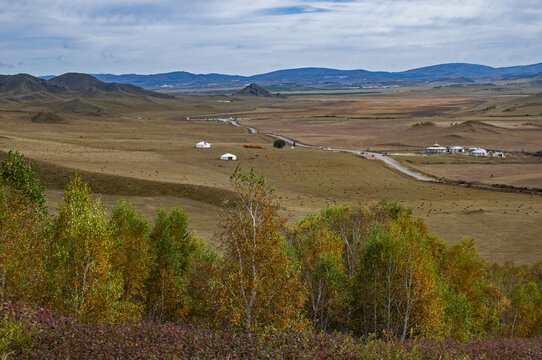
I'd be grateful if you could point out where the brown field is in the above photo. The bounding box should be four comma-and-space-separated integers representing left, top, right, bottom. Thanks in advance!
1, 86, 542, 263
392, 154, 542, 189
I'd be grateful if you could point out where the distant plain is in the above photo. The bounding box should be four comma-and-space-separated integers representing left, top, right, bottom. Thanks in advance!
1, 80, 541, 263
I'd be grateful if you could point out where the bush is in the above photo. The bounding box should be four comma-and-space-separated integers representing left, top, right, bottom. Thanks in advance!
273, 139, 286, 149
0, 150, 46, 211
243, 144, 264, 149
2, 295, 542, 360
0, 315, 34, 358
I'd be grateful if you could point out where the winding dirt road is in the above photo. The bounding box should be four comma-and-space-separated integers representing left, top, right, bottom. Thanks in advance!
230, 120, 435, 182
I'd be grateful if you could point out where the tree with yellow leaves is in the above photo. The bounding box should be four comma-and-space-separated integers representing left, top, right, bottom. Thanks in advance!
110, 200, 152, 312
45, 174, 134, 322
289, 213, 347, 332
0, 151, 47, 300
216, 166, 306, 332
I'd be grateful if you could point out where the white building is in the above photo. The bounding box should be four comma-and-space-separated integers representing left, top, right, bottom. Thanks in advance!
470, 148, 488, 157
220, 153, 237, 161
449, 146, 465, 153
426, 143, 447, 154
196, 141, 211, 149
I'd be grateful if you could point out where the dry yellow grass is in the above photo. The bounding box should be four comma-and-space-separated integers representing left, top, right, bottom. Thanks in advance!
1, 89, 541, 263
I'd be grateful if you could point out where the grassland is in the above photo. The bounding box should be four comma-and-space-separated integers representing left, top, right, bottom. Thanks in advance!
1, 84, 541, 263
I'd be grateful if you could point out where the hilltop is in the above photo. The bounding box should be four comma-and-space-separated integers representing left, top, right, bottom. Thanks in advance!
0, 74, 65, 95
234, 83, 285, 97
0, 73, 174, 102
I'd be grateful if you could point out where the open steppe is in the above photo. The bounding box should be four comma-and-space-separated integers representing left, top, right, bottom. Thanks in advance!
1, 83, 541, 263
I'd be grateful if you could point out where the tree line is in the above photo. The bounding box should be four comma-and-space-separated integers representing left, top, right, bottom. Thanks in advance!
1, 151, 541, 340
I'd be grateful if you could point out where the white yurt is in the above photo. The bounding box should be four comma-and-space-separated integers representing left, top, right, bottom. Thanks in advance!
470, 148, 487, 157
220, 153, 237, 161
426, 143, 447, 154
449, 146, 465, 153
196, 141, 211, 149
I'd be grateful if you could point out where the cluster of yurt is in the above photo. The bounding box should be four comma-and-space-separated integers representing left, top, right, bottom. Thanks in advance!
425, 142, 505, 158
195, 141, 237, 160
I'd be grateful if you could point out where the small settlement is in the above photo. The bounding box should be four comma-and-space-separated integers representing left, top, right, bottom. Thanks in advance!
425, 143, 505, 157
195, 141, 238, 160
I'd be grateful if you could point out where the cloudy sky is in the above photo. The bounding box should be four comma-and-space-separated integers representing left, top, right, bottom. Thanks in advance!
1, 0, 541, 76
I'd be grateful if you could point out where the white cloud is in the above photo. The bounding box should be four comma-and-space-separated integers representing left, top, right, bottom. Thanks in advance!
0, 0, 541, 75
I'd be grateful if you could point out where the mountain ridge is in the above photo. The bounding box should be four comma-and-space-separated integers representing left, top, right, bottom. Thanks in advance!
74, 62, 542, 91
0, 72, 174, 101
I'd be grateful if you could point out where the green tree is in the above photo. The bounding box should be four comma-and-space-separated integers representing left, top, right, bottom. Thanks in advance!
290, 214, 347, 331
489, 261, 542, 337
146, 207, 198, 321
354, 215, 444, 340
442, 238, 502, 338
273, 139, 286, 149
0, 152, 48, 300
45, 174, 132, 322
0, 150, 46, 213
110, 200, 152, 311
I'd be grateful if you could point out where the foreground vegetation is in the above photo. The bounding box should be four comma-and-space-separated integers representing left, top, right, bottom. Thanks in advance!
1, 151, 542, 358
2, 296, 541, 359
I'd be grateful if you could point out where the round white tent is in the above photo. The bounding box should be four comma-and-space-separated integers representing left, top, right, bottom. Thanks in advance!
196, 141, 211, 149
449, 146, 465, 153
470, 148, 487, 157
426, 143, 447, 154
220, 153, 237, 161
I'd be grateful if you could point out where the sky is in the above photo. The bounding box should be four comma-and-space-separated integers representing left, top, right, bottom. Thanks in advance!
1, 0, 541, 76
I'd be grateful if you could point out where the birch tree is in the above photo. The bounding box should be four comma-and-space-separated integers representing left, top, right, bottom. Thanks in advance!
217, 166, 305, 331
46, 174, 130, 322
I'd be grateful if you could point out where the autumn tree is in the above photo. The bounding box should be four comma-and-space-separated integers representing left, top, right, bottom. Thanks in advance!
0, 150, 46, 213
289, 214, 347, 332
442, 238, 503, 339
45, 174, 133, 322
109, 200, 153, 312
489, 261, 542, 337
312, 201, 402, 329
0, 151, 47, 300
354, 215, 444, 340
215, 166, 306, 332
185, 245, 223, 326
146, 207, 198, 321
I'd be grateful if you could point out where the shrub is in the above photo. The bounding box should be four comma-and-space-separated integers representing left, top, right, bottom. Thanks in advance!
243, 144, 264, 149
0, 315, 34, 358
273, 139, 286, 149
2, 295, 542, 360
0, 150, 46, 212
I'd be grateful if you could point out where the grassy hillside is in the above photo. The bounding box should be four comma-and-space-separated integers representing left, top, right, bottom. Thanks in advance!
0, 84, 541, 263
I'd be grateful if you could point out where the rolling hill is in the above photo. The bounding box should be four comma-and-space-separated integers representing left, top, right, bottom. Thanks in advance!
234, 83, 284, 97
0, 74, 66, 95
75, 62, 542, 91
0, 73, 174, 102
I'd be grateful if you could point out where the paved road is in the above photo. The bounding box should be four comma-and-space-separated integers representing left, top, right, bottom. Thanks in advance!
214, 118, 435, 183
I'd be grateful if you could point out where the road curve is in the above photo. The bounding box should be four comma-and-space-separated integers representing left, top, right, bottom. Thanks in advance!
209, 118, 435, 182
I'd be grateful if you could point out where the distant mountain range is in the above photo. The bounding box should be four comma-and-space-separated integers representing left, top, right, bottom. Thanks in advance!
36, 62, 541, 91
